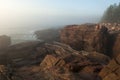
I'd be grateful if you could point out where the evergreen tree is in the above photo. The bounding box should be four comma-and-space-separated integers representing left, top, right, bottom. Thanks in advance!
101, 3, 120, 23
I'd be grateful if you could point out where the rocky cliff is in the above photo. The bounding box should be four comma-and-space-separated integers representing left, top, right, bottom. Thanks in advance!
0, 23, 120, 80
60, 23, 120, 57
110, 32, 120, 57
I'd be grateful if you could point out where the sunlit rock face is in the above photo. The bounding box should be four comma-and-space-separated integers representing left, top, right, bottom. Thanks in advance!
0, 35, 11, 50
60, 24, 96, 51
110, 32, 120, 57
60, 23, 120, 57
60, 24, 110, 54
99, 54, 120, 80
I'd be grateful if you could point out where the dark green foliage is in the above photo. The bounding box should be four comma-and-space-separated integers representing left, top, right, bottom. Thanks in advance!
101, 3, 120, 23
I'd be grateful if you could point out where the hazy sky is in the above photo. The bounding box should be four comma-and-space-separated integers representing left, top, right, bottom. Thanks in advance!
0, 0, 120, 29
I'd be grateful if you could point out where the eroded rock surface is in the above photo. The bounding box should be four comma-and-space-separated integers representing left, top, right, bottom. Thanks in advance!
99, 54, 120, 80
60, 24, 110, 54
0, 42, 110, 80
38, 42, 110, 80
111, 32, 120, 57
1, 23, 120, 80
60, 23, 120, 57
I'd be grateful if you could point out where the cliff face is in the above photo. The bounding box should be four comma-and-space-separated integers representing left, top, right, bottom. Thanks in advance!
60, 24, 110, 54
60, 24, 95, 51
111, 33, 120, 57
60, 24, 120, 57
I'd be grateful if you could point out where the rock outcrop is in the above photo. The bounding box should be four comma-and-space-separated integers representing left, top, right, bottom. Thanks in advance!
110, 32, 120, 57
1, 23, 120, 80
60, 24, 110, 54
34, 28, 60, 42
0, 42, 110, 80
60, 23, 120, 57
60, 24, 96, 51
39, 55, 104, 80
99, 54, 120, 80
0, 35, 11, 50
38, 42, 110, 80
0, 41, 44, 66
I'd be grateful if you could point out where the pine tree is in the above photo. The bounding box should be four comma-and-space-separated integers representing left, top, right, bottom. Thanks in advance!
101, 3, 120, 23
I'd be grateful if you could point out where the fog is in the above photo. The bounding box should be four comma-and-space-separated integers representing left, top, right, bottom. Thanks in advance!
0, 16, 100, 34
0, 0, 119, 44
0, 0, 106, 35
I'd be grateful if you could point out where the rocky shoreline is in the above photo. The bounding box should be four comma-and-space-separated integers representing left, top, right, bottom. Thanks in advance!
0, 23, 120, 80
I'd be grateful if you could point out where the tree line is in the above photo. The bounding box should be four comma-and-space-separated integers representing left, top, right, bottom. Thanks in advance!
101, 3, 120, 23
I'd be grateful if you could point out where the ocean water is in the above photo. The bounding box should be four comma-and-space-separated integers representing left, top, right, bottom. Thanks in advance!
0, 24, 64, 44
0, 27, 38, 44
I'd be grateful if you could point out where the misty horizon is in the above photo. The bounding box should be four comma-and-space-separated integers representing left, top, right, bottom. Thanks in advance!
0, 0, 120, 35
